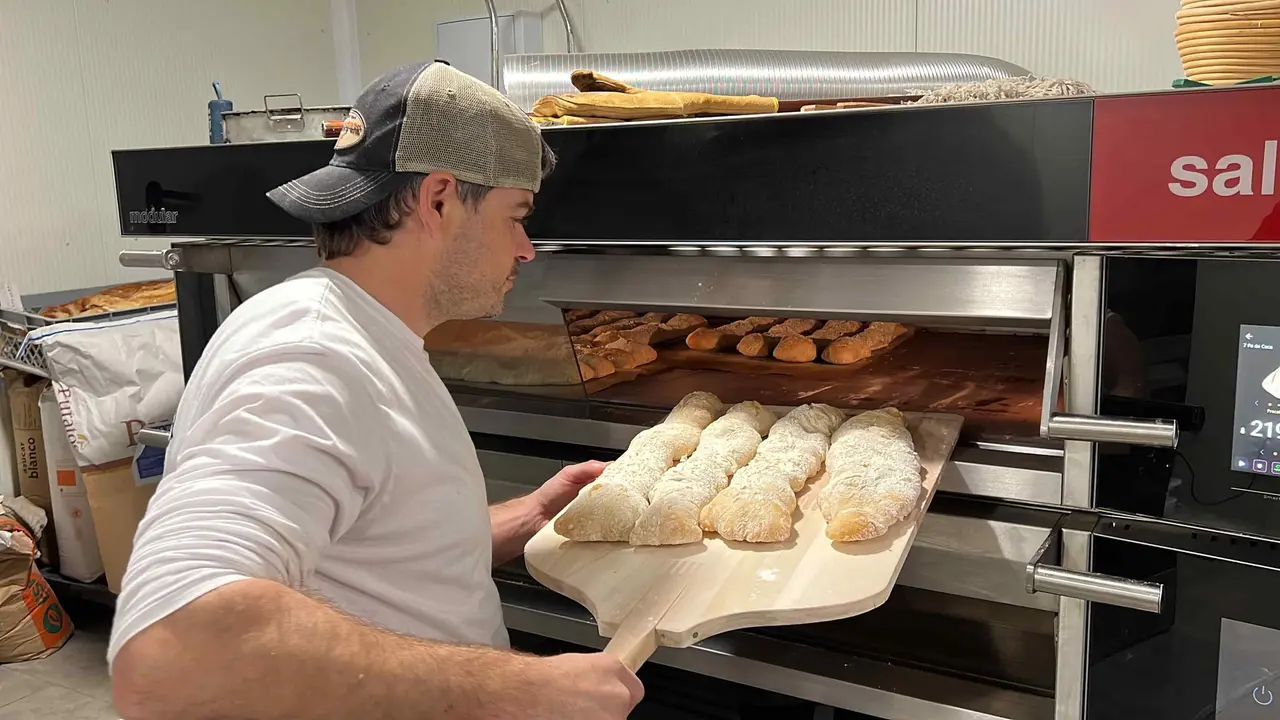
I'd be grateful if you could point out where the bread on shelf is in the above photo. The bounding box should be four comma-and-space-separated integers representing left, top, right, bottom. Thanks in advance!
686, 317, 780, 351
735, 318, 822, 358
621, 313, 708, 345
773, 320, 864, 363
554, 391, 724, 541
568, 310, 638, 336
821, 322, 913, 365
630, 401, 776, 546
38, 280, 176, 319
820, 407, 922, 542
699, 404, 845, 543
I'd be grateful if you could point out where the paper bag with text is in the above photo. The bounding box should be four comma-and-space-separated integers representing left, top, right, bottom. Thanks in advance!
28, 310, 182, 593
4, 371, 56, 565
0, 509, 72, 662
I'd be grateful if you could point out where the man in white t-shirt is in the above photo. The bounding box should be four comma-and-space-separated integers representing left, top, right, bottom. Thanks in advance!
108, 61, 643, 720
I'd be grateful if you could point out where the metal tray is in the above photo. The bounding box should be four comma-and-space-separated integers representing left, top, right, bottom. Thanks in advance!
222, 94, 349, 144
0, 303, 175, 378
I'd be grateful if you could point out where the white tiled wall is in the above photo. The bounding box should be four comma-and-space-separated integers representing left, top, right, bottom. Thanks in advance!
1, 0, 1185, 295
357, 0, 1184, 90
0, 0, 339, 296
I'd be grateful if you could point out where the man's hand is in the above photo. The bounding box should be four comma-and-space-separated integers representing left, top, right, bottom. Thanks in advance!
518, 653, 642, 719
489, 460, 608, 564
531, 460, 609, 523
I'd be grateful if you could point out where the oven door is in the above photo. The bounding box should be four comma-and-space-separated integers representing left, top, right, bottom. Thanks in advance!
1084, 515, 1280, 720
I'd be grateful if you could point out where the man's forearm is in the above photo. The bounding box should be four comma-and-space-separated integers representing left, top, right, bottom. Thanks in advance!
112, 579, 541, 720
489, 494, 549, 565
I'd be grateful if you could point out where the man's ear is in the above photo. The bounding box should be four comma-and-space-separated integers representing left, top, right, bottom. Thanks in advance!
415, 172, 459, 231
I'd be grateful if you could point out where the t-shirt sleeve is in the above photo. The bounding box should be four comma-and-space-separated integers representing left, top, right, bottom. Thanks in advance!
106, 349, 386, 669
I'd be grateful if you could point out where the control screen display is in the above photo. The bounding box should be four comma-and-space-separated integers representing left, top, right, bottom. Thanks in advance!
1217, 618, 1280, 718
1231, 325, 1280, 475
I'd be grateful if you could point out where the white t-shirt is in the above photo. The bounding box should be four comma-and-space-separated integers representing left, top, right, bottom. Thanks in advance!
107, 268, 506, 668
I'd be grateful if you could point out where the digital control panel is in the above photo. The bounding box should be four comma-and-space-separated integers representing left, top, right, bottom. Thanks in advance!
1217, 618, 1280, 718
1231, 325, 1280, 476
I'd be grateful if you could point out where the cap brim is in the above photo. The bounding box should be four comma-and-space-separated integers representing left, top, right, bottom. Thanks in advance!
266, 165, 402, 224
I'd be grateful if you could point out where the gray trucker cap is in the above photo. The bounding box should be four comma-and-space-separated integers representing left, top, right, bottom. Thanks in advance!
267, 61, 545, 224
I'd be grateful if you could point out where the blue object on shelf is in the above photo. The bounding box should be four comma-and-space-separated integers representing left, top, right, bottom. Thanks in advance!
208, 81, 233, 144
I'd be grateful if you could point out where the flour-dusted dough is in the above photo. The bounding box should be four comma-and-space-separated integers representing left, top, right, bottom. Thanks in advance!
630, 402, 776, 546
555, 392, 724, 542
820, 407, 922, 542
1263, 365, 1280, 400
700, 404, 845, 543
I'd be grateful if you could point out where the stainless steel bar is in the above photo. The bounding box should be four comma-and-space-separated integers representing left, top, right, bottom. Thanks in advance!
117, 250, 167, 269
484, 0, 500, 91
1045, 413, 1179, 447
539, 253, 1060, 329
1055, 255, 1103, 720
1030, 565, 1163, 613
1040, 262, 1069, 437
553, 0, 577, 53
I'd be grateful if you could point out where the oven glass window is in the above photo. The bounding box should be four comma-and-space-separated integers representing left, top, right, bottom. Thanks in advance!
1098, 257, 1280, 540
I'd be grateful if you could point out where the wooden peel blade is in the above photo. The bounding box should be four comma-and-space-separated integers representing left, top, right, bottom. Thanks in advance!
602, 577, 688, 672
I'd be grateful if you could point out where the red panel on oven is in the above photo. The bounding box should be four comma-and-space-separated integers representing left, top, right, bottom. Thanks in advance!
1090, 88, 1280, 243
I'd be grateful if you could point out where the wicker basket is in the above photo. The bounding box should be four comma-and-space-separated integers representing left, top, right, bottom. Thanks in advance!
1176, 0, 1280, 84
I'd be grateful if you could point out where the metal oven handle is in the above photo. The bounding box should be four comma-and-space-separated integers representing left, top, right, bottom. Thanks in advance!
1039, 261, 1179, 448
136, 428, 172, 449
1025, 517, 1164, 614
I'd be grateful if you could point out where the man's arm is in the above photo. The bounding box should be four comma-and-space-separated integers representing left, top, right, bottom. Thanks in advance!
109, 357, 638, 720
112, 578, 640, 720
489, 461, 607, 565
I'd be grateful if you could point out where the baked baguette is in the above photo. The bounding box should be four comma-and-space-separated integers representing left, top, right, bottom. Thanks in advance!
820, 322, 913, 365
820, 407, 921, 542
568, 310, 638, 335
621, 314, 708, 345
591, 341, 658, 370
39, 280, 176, 319
564, 309, 598, 323
736, 318, 823, 357
555, 392, 724, 541
579, 353, 616, 379
772, 320, 864, 363
586, 312, 673, 338
686, 317, 780, 351
630, 402, 777, 546
699, 404, 846, 543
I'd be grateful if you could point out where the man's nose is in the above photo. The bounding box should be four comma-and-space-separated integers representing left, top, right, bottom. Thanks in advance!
516, 229, 535, 262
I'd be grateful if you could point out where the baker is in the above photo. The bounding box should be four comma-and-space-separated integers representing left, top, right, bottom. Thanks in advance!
108, 61, 643, 720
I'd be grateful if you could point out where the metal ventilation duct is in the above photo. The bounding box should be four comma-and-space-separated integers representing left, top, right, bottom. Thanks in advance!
502, 49, 1032, 112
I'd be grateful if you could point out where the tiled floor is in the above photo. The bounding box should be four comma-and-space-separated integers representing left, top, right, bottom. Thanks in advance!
0, 599, 118, 719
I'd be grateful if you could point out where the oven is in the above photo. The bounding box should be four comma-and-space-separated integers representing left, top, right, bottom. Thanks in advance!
109, 82, 1280, 720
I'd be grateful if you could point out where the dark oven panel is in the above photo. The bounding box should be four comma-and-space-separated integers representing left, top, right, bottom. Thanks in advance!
1098, 255, 1280, 540
1087, 525, 1280, 720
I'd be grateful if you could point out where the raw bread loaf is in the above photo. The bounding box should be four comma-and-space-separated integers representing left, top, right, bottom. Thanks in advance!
620, 314, 708, 345
820, 407, 922, 542
568, 310, 638, 335
772, 320, 864, 363
699, 404, 846, 543
735, 318, 823, 357
630, 402, 776, 546
686, 317, 780, 351
555, 392, 724, 541
821, 323, 913, 365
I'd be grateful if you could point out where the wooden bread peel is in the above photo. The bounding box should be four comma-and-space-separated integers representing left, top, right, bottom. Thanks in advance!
525, 411, 964, 671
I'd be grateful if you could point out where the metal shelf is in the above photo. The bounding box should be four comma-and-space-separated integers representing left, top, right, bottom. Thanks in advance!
0, 303, 176, 378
